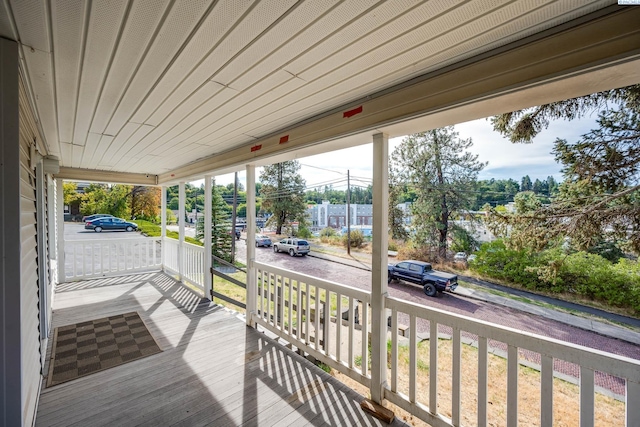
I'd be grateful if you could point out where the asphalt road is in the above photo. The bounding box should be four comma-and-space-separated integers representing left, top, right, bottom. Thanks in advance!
234, 238, 639, 396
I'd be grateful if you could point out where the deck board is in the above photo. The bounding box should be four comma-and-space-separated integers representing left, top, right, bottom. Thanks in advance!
36, 272, 408, 427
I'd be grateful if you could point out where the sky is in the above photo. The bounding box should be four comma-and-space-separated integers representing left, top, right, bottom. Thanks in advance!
208, 113, 600, 191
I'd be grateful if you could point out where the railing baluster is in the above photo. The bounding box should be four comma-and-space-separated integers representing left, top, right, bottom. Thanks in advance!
348, 296, 354, 369
288, 277, 293, 336
73, 244, 78, 278
296, 280, 301, 340
429, 320, 437, 414
305, 282, 310, 345
391, 308, 398, 393
410, 313, 417, 403
314, 285, 320, 351
99, 242, 104, 275
89, 243, 94, 276
279, 275, 285, 331
323, 290, 330, 356
628, 380, 640, 427
580, 366, 594, 427
336, 293, 342, 363
478, 336, 488, 427
507, 345, 518, 427
259, 270, 264, 319
541, 354, 553, 426
452, 327, 461, 426
266, 273, 272, 325
361, 300, 368, 377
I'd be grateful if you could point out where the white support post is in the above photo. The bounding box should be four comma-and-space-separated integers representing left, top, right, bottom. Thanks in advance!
246, 165, 257, 326
370, 132, 389, 404
56, 178, 65, 283
178, 182, 185, 282
204, 175, 212, 298
161, 185, 166, 268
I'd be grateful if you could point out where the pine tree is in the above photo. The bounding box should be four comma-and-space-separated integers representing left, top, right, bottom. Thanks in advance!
390, 127, 485, 259
196, 182, 233, 262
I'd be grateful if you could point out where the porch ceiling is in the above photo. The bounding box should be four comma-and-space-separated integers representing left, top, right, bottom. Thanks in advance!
2, 1, 640, 183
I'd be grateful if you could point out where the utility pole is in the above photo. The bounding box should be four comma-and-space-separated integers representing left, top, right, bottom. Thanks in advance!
347, 169, 351, 255
231, 172, 238, 263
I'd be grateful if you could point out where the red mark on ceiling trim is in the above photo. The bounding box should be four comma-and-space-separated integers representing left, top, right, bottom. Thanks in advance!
279, 135, 289, 144
343, 105, 363, 118
251, 144, 262, 152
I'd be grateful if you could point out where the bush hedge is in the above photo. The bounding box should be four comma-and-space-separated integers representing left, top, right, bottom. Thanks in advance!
470, 240, 640, 314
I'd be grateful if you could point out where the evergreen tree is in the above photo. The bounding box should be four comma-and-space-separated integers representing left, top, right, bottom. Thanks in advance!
196, 181, 234, 262
520, 175, 532, 191
488, 108, 640, 255
390, 127, 485, 259
259, 161, 307, 234
491, 84, 640, 143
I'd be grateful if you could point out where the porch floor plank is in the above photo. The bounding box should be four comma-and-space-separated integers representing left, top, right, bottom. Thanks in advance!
36, 272, 408, 427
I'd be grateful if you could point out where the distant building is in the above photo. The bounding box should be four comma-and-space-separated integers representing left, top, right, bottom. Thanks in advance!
307, 200, 373, 229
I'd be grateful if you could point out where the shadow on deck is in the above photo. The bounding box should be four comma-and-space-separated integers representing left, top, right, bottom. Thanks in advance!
37, 272, 408, 426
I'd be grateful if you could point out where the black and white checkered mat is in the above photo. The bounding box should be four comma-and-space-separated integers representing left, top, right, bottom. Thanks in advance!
47, 312, 161, 387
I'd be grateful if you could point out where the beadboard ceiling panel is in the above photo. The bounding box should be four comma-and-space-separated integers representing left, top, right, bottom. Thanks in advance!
3, 0, 636, 180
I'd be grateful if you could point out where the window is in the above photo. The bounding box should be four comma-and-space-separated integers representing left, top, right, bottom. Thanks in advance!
409, 264, 422, 272
396, 262, 409, 270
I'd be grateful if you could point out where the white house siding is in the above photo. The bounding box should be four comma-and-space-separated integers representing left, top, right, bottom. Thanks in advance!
19, 75, 43, 427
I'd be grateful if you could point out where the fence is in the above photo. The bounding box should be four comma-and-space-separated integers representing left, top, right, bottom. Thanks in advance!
162, 238, 206, 291
65, 237, 162, 281
253, 261, 372, 386
250, 263, 640, 427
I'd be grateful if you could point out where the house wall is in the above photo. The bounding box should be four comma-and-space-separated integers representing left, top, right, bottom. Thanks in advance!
18, 71, 44, 425
0, 36, 23, 427
0, 38, 46, 427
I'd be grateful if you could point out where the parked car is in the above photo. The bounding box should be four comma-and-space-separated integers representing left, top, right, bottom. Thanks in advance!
82, 213, 114, 222
255, 234, 272, 247
273, 238, 310, 257
85, 217, 138, 232
453, 252, 467, 263
388, 260, 458, 297
467, 254, 477, 263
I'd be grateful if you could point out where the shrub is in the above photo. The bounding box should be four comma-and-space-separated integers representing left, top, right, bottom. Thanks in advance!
320, 227, 337, 237
470, 240, 640, 314
396, 243, 437, 262
342, 229, 364, 248
297, 224, 312, 239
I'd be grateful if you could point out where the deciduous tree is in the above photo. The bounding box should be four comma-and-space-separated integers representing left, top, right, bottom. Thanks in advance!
259, 161, 307, 235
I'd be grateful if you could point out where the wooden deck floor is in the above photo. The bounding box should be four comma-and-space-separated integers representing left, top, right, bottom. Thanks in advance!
37, 272, 409, 427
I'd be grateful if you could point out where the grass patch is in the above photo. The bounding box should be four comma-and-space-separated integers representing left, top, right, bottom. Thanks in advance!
332, 337, 625, 427
136, 220, 203, 246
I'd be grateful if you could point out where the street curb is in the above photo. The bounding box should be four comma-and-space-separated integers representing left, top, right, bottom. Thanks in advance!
455, 287, 640, 346
307, 251, 372, 271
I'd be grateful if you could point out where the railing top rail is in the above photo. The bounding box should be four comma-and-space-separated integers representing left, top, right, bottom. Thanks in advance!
66, 237, 161, 243
255, 261, 371, 302
212, 254, 246, 273
386, 295, 640, 380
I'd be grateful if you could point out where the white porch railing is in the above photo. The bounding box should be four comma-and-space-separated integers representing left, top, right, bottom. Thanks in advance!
162, 238, 206, 291
251, 263, 640, 427
383, 296, 640, 427
65, 237, 162, 281
254, 261, 372, 386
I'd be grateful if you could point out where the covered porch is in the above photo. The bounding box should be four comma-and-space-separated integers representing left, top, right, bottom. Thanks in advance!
37, 271, 402, 427
2, 1, 640, 426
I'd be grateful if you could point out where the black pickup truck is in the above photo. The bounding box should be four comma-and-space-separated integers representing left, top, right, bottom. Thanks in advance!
388, 260, 458, 297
